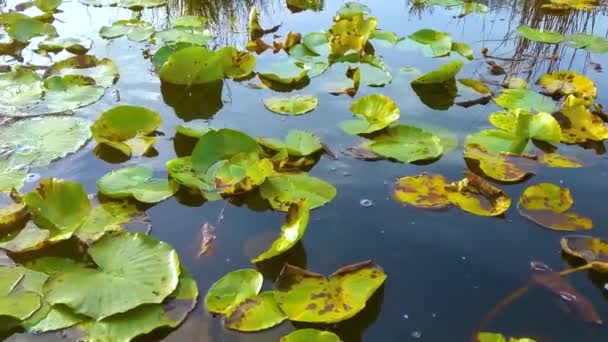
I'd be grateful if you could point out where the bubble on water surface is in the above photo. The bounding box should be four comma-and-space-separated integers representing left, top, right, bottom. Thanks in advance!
360, 199, 373, 207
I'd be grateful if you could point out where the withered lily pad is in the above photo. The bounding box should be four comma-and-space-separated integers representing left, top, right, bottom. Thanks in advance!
281, 329, 343, 342
340, 94, 400, 135
75, 200, 148, 244
253, 201, 310, 262
393, 173, 451, 210
540, 153, 582, 168
260, 173, 337, 211
458, 78, 491, 94
518, 183, 592, 231
538, 71, 596, 104
464, 143, 537, 182
328, 12, 377, 57
224, 291, 287, 332
264, 95, 319, 115
91, 105, 162, 157
560, 235, 608, 272
96, 166, 177, 203
559, 95, 608, 143
274, 261, 386, 323
205, 269, 263, 315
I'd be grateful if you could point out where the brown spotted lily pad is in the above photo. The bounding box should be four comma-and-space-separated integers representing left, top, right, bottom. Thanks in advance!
561, 235, 608, 272
464, 143, 537, 183
274, 260, 386, 323
224, 291, 287, 332
518, 183, 592, 231
393, 172, 511, 217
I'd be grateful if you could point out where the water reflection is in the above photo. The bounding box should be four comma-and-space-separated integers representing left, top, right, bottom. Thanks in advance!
161, 80, 224, 121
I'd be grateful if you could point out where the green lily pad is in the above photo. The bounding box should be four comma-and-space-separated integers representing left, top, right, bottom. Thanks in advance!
42, 75, 105, 114
258, 60, 310, 85
0, 161, 28, 193
37, 37, 91, 55
281, 329, 343, 342
76, 200, 148, 244
477, 332, 536, 342
518, 183, 592, 231
451, 41, 473, 60
332, 54, 392, 87
411, 60, 463, 85
0, 69, 44, 116
43, 232, 180, 320
44, 55, 119, 88
35, 0, 62, 12
191, 129, 260, 175
100, 20, 154, 42
0, 266, 42, 321
459, 78, 491, 94
494, 88, 557, 113
564, 33, 608, 53
91, 105, 162, 157
411, 78, 458, 110
336, 2, 370, 18
257, 130, 323, 157
287, 0, 322, 12
0, 13, 57, 42
263, 95, 319, 115
465, 129, 529, 154
340, 94, 400, 135
174, 121, 212, 138
260, 173, 336, 211
79, 0, 166, 9
205, 269, 263, 315
274, 261, 386, 323
0, 191, 28, 231
166, 157, 216, 195
0, 116, 90, 168
489, 109, 561, 143
517, 25, 564, 43
252, 200, 310, 262
408, 29, 452, 57
67, 268, 197, 341
96, 166, 178, 204
224, 291, 288, 332
367, 125, 445, 163
158, 46, 227, 85
24, 178, 91, 242
371, 30, 400, 44
154, 28, 213, 46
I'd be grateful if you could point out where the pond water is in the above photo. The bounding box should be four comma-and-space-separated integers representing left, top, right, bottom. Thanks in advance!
3, 0, 608, 341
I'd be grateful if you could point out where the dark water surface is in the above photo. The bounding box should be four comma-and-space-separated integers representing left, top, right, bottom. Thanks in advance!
5, 0, 608, 341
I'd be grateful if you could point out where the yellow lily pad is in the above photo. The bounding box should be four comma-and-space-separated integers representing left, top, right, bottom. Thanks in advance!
542, 0, 598, 11
560, 235, 608, 272
559, 95, 608, 143
328, 14, 377, 56
538, 71, 596, 105
445, 172, 511, 217
518, 183, 592, 231
393, 173, 451, 209
464, 143, 537, 182
540, 153, 583, 168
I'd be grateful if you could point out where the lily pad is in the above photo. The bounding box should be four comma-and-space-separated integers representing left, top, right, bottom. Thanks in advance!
38, 37, 91, 55
340, 94, 400, 135
43, 232, 180, 320
42, 75, 105, 114
540, 153, 582, 168
0, 161, 28, 193
0, 13, 57, 42
24, 178, 91, 241
76, 200, 148, 244
96, 166, 178, 204
79, 0, 166, 9
224, 291, 288, 332
286, 0, 322, 12
281, 329, 343, 342
158, 46, 228, 85
538, 71, 596, 104
517, 25, 564, 43
91, 105, 162, 157
257, 130, 323, 157
411, 61, 463, 85
0, 69, 44, 116
458, 78, 491, 94
191, 129, 260, 175
258, 60, 310, 86
559, 95, 608, 143
205, 269, 263, 315
35, 0, 62, 12
0, 191, 28, 230
393, 173, 452, 210
560, 235, 608, 272
488, 109, 561, 143
260, 173, 337, 211
100, 20, 154, 42
366, 125, 445, 163
465, 129, 528, 155
464, 143, 537, 182
494, 89, 557, 113
408, 29, 452, 57
543, 0, 598, 11
44, 55, 119, 88
445, 171, 511, 216
518, 183, 592, 231
252, 200, 310, 262
175, 121, 212, 138
411, 78, 458, 110
274, 261, 386, 323
0, 266, 41, 321
328, 14, 377, 57
166, 157, 216, 196
264, 95, 319, 115
154, 27, 213, 46
564, 34, 608, 53
477, 332, 536, 342
67, 268, 197, 341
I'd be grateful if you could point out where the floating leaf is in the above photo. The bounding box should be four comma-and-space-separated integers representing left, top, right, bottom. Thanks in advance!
253, 201, 310, 262
248, 7, 265, 41
205, 269, 263, 315
336, 2, 370, 18
175, 121, 212, 138
274, 261, 386, 323
458, 78, 491, 94
100, 19, 154, 42
258, 130, 323, 157
0, 69, 44, 116
409, 29, 452, 57
96, 166, 178, 204
488, 109, 561, 143
79, 0, 166, 9
542, 0, 598, 11
44, 55, 119, 87
68, 268, 197, 341
258, 60, 309, 86
393, 173, 451, 210
91, 105, 162, 157
281, 329, 343, 342
0, 191, 28, 230
42, 75, 104, 114
260, 173, 336, 211
494, 89, 557, 113
451, 41, 473, 60
35, 0, 62, 12
328, 14, 377, 56
76, 200, 148, 244
477, 332, 536, 342
411, 61, 463, 85
224, 291, 288, 331
38, 37, 91, 55
464, 143, 537, 182
564, 33, 608, 53
411, 78, 458, 110
43, 232, 180, 320
340, 94, 400, 135
286, 0, 322, 12
465, 129, 528, 155
367, 125, 445, 163
371, 30, 400, 44
517, 25, 564, 43
518, 183, 592, 231
0, 266, 41, 321
445, 171, 511, 216
154, 27, 213, 46
540, 153, 582, 168
24, 178, 91, 242
559, 95, 608, 143
561, 235, 608, 271
0, 116, 90, 168
264, 95, 319, 115
166, 157, 215, 195
0, 161, 27, 193
0, 13, 57, 42
538, 71, 596, 104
